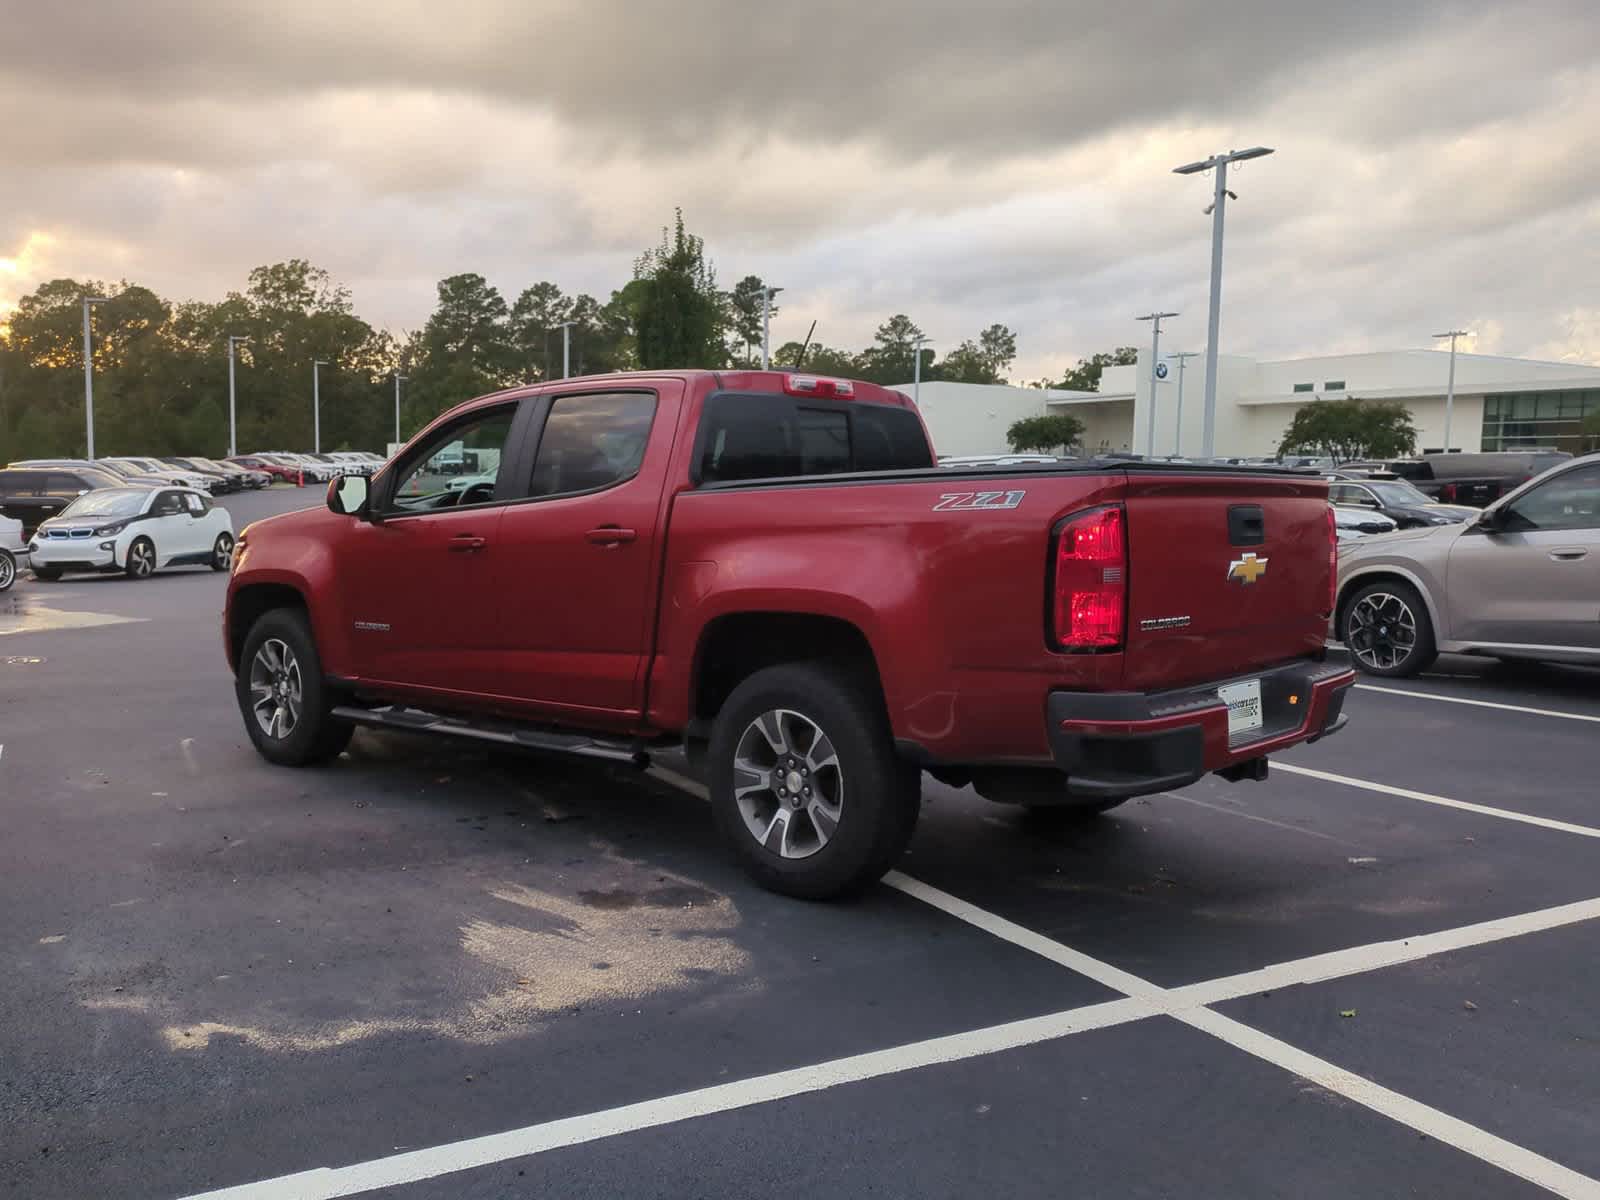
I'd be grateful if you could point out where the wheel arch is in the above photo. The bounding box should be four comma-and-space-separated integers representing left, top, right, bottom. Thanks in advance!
227, 581, 310, 674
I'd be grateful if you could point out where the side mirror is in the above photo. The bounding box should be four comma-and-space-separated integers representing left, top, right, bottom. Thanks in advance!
1473, 507, 1504, 534
328, 474, 370, 517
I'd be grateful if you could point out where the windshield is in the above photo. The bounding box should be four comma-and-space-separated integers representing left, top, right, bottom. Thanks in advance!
58, 489, 149, 519
1368, 480, 1432, 505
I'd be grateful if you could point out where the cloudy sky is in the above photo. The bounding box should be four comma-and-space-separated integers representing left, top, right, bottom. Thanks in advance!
2, 0, 1596, 379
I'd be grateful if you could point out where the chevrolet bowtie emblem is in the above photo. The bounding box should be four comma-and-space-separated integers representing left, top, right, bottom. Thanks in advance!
1227, 552, 1269, 584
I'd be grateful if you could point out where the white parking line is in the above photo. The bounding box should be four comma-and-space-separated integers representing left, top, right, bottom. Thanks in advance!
886, 873, 1600, 1199
1275, 762, 1600, 841
175, 996, 1158, 1200
1355, 684, 1600, 725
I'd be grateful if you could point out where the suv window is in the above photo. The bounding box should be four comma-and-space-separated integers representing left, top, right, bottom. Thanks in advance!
0, 470, 44, 495
529, 392, 656, 498
1503, 465, 1600, 532
391, 405, 517, 511
46, 472, 91, 494
698, 394, 933, 483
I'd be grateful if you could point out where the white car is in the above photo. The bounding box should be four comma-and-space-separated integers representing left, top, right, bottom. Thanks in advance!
0, 513, 26, 591
28, 487, 235, 581
1333, 503, 1399, 542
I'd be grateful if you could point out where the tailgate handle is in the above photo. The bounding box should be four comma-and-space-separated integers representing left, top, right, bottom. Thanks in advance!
1228, 504, 1265, 547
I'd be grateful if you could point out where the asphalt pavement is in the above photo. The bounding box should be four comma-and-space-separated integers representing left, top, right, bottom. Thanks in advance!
2, 484, 1597, 1200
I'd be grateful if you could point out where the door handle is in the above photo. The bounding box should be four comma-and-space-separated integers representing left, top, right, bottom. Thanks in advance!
448, 534, 487, 552
585, 526, 637, 546
1549, 548, 1588, 561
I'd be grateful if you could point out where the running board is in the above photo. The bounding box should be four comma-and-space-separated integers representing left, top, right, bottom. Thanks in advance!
331, 704, 651, 767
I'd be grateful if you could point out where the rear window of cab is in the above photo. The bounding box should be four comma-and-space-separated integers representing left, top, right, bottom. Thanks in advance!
696, 393, 932, 484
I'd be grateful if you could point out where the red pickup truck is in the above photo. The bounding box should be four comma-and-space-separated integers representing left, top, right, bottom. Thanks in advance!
225, 370, 1353, 898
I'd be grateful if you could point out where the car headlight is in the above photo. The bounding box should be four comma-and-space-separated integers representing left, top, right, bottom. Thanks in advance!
93, 522, 128, 537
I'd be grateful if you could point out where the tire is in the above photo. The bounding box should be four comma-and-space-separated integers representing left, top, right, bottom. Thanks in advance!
1342, 580, 1436, 678
707, 663, 920, 900
210, 531, 235, 572
0, 549, 14, 592
235, 608, 354, 766
124, 536, 157, 580
32, 564, 61, 582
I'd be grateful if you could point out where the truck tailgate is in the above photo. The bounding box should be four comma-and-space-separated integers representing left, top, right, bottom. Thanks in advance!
1121, 473, 1332, 691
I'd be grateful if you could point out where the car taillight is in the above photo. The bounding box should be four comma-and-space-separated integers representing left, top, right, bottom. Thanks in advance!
1051, 505, 1126, 650
1325, 504, 1337, 615
1438, 483, 1456, 502
783, 374, 855, 399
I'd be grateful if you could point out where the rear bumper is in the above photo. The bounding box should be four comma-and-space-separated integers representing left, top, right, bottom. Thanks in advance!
1047, 659, 1355, 800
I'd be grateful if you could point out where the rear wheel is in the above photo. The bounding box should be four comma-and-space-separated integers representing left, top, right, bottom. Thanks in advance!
124, 536, 156, 580
210, 531, 235, 572
1343, 580, 1436, 677
236, 608, 353, 766
708, 663, 920, 900
0, 549, 14, 592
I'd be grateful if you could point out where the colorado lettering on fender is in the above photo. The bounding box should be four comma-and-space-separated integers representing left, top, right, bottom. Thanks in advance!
933, 490, 1025, 511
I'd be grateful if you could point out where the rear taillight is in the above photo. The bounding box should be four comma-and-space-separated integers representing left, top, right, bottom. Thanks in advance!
1325, 505, 1337, 615
1051, 505, 1126, 650
1438, 483, 1456, 502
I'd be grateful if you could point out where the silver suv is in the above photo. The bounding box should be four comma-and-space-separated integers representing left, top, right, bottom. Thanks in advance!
1335, 453, 1600, 676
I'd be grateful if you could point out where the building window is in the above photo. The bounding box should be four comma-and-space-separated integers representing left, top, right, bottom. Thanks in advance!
1480, 388, 1600, 453
1323, 380, 1346, 391
1292, 382, 1314, 393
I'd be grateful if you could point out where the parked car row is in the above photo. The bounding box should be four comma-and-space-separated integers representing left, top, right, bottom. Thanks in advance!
226, 450, 385, 484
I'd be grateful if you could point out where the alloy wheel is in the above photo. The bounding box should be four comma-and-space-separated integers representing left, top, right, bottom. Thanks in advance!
248, 638, 303, 740
0, 553, 13, 591
130, 541, 155, 578
214, 533, 235, 569
732, 708, 844, 859
1346, 591, 1418, 672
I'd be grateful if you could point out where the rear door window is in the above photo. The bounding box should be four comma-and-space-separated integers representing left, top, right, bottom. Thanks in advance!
528, 392, 657, 498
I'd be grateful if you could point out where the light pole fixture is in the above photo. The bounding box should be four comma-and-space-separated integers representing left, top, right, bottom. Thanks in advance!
761, 286, 784, 370
910, 335, 931, 405
393, 374, 407, 445
226, 335, 250, 457
1168, 351, 1201, 456
1173, 145, 1275, 457
559, 320, 577, 379
1137, 311, 1178, 457
81, 295, 110, 459
1433, 330, 1470, 452
312, 360, 330, 454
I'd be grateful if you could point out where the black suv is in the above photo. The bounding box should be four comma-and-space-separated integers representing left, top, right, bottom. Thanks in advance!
0, 466, 136, 536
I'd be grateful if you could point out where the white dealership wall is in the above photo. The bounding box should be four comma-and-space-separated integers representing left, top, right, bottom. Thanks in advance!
901, 381, 1099, 457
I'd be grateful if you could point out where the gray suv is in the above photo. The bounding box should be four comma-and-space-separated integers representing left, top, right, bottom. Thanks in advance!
1335, 453, 1600, 675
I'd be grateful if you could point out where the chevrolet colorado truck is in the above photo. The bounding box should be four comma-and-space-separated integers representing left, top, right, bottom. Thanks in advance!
225, 370, 1353, 898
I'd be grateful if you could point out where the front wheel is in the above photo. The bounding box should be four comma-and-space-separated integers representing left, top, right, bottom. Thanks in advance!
0, 549, 15, 592
1343, 580, 1437, 677
236, 608, 353, 766
124, 536, 156, 580
210, 531, 235, 572
708, 664, 920, 900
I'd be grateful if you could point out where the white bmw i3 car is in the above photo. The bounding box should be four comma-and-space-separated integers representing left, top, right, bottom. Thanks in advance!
28, 487, 235, 581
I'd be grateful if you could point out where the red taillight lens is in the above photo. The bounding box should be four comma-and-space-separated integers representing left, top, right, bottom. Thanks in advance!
1052, 505, 1126, 650
1438, 483, 1456, 502
1325, 504, 1337, 615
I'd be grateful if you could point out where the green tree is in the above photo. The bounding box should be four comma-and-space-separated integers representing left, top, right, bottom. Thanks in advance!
853, 314, 924, 384
633, 210, 726, 370
1277, 398, 1418, 461
726, 275, 775, 367
977, 324, 1018, 381
1007, 413, 1085, 453
1056, 347, 1137, 392
935, 340, 996, 384
509, 280, 571, 381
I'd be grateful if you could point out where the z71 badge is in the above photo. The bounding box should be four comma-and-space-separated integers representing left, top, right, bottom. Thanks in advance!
933, 490, 1025, 512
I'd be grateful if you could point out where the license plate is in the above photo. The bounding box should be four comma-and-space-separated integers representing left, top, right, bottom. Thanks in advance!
1217, 678, 1264, 738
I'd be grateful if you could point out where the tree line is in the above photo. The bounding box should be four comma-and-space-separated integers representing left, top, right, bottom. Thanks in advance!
0, 210, 1046, 461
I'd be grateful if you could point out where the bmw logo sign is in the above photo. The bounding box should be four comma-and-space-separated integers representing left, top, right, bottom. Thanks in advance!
1155, 361, 1170, 379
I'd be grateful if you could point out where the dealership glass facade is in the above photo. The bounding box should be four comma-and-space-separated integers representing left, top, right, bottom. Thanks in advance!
1481, 389, 1600, 452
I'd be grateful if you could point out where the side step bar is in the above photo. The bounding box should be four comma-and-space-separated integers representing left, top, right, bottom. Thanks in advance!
331, 704, 651, 768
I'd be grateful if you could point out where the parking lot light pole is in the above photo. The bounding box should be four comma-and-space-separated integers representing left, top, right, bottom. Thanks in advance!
761, 286, 784, 369
226, 335, 250, 458
393, 374, 407, 445
559, 321, 576, 379
81, 295, 109, 459
1433, 330, 1469, 452
1169, 351, 1200, 456
910, 335, 931, 405
312, 360, 329, 454
1137, 311, 1178, 457
1173, 146, 1274, 457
